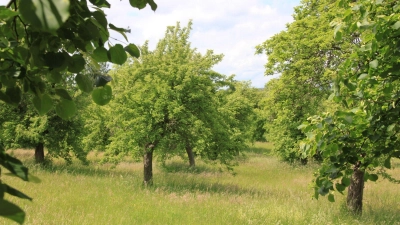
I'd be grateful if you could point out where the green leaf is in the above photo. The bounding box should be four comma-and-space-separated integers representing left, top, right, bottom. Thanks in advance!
3, 173, 41, 183
129, 0, 157, 11
328, 193, 335, 202
109, 24, 129, 42
318, 185, 329, 196
19, 0, 70, 32
0, 182, 4, 199
44, 52, 66, 69
358, 73, 368, 80
109, 44, 127, 65
0, 199, 25, 224
392, 21, 400, 30
3, 184, 32, 201
47, 70, 62, 83
13, 47, 30, 65
145, 0, 157, 11
384, 157, 391, 169
368, 174, 378, 182
92, 11, 108, 30
334, 31, 342, 41
68, 54, 86, 73
5, 86, 21, 104
0, 153, 29, 181
124, 44, 141, 58
129, 0, 147, 9
335, 183, 345, 193
89, 0, 111, 8
75, 74, 94, 93
32, 94, 54, 116
92, 85, 112, 105
92, 46, 109, 62
55, 89, 72, 101
56, 99, 77, 120
341, 177, 351, 187
387, 124, 395, 132
0, 6, 19, 19
369, 60, 378, 69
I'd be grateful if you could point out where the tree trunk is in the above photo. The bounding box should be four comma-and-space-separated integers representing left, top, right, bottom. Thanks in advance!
35, 142, 44, 164
346, 168, 364, 214
143, 149, 153, 186
186, 145, 195, 167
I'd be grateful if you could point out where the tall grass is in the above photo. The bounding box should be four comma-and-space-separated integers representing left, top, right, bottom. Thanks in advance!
2, 143, 400, 225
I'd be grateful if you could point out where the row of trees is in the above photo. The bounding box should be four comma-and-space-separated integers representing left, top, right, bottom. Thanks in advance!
99, 22, 261, 185
2, 0, 398, 222
257, 0, 400, 215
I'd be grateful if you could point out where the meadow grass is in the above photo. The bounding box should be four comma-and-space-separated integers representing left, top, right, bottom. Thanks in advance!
2, 142, 400, 225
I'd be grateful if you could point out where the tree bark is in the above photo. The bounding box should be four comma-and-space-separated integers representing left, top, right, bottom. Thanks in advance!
346, 168, 364, 214
143, 149, 153, 186
186, 144, 195, 167
35, 142, 44, 164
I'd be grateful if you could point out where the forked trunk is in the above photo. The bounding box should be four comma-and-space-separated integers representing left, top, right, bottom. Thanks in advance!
346, 168, 364, 214
186, 145, 195, 167
143, 149, 153, 186
35, 142, 44, 164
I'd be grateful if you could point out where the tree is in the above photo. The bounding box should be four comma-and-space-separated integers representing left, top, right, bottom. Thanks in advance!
105, 21, 249, 185
218, 80, 263, 143
300, 0, 400, 214
0, 92, 87, 165
256, 0, 352, 162
0, 0, 157, 223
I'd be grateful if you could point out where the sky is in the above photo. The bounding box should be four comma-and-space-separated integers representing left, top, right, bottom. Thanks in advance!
104, 0, 301, 88
1, 0, 301, 88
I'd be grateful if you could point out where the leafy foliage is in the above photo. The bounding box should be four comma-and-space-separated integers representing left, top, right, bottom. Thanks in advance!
105, 22, 252, 183
256, 0, 351, 163
0, 0, 157, 223
299, 0, 400, 212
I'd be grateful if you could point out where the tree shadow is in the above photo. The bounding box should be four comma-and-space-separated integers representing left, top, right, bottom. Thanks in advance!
158, 161, 223, 174
243, 143, 273, 155
153, 171, 266, 197
30, 161, 138, 178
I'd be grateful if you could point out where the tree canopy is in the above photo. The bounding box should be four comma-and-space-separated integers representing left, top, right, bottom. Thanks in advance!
299, 0, 400, 214
105, 22, 253, 184
0, 0, 157, 223
256, 0, 351, 162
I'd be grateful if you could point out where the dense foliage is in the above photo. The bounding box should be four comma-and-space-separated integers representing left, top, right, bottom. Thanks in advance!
0, 0, 157, 223
256, 0, 352, 163
105, 22, 254, 184
299, 0, 400, 214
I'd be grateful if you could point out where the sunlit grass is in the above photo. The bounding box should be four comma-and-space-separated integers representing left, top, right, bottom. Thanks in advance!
2, 144, 400, 225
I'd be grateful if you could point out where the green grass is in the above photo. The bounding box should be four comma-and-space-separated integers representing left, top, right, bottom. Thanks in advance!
2, 143, 400, 225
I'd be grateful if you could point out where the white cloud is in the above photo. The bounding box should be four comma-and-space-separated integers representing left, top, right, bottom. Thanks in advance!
102, 1, 301, 87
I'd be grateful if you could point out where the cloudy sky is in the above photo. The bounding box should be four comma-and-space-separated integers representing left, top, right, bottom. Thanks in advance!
104, 0, 301, 88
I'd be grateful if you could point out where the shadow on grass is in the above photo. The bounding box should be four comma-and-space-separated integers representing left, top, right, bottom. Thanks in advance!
152, 164, 266, 197
159, 161, 222, 174
153, 176, 266, 197
29, 161, 137, 178
243, 142, 273, 155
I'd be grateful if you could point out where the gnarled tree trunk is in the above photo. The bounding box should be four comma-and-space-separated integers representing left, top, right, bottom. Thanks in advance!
346, 168, 364, 214
143, 149, 153, 186
35, 142, 44, 164
186, 144, 195, 167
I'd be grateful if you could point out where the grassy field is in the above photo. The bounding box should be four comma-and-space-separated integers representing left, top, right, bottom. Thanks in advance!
2, 142, 400, 225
